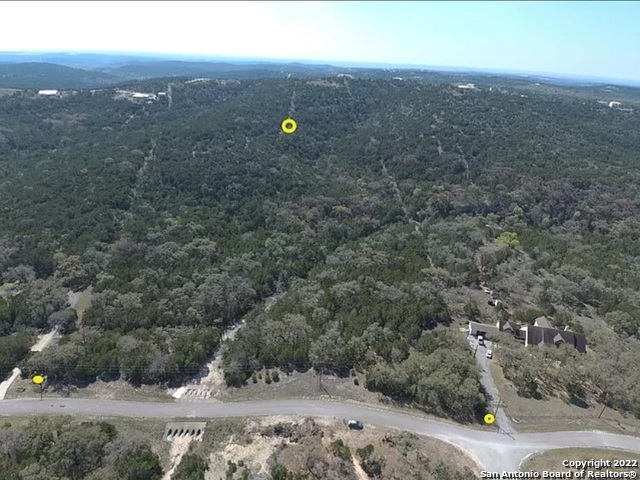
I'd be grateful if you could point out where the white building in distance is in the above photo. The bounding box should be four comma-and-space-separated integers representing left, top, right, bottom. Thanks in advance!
132, 92, 156, 100
38, 89, 59, 96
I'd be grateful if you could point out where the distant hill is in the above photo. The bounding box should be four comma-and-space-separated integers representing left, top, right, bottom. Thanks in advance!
94, 60, 343, 79
0, 52, 167, 69
0, 62, 120, 89
0, 57, 638, 105
0, 59, 346, 89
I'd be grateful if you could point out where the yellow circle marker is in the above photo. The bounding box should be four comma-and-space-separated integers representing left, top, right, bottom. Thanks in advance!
484, 413, 495, 425
281, 118, 297, 134
32, 375, 44, 385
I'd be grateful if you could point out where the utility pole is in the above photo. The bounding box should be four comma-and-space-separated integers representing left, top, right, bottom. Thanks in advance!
494, 399, 503, 418
598, 405, 606, 419
494, 399, 505, 433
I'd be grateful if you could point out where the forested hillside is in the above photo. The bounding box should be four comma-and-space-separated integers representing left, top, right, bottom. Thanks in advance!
0, 63, 121, 90
1, 75, 640, 421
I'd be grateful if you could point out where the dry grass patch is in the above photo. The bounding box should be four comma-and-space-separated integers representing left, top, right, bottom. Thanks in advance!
6, 377, 173, 402
490, 361, 640, 435
220, 369, 381, 404
192, 415, 480, 480
73, 285, 93, 322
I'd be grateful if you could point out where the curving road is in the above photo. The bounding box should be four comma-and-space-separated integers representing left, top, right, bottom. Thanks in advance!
2, 398, 640, 472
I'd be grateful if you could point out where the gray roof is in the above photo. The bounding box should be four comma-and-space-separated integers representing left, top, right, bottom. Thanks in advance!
469, 321, 500, 337
526, 325, 587, 353
500, 320, 521, 333
534, 316, 554, 328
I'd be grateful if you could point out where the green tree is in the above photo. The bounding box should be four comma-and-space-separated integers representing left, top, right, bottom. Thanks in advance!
463, 301, 481, 322
109, 438, 163, 480
172, 453, 209, 480
495, 232, 520, 248
329, 439, 351, 461
48, 423, 111, 480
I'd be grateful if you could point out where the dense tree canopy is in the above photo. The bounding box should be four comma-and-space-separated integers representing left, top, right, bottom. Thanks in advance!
1, 74, 640, 420
0, 418, 161, 480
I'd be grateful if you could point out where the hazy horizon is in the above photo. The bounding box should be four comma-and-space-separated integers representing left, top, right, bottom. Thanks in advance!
2, 49, 638, 87
1, 1, 639, 84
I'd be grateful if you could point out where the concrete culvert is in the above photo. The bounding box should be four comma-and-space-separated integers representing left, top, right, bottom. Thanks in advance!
165, 422, 206, 442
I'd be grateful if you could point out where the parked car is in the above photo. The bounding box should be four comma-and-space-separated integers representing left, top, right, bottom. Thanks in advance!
347, 420, 364, 430
486, 349, 493, 359
478, 335, 485, 346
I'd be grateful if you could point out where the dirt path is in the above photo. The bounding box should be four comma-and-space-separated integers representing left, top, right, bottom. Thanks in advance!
380, 158, 409, 221
172, 294, 283, 400
30, 328, 59, 352
0, 329, 59, 399
456, 144, 471, 180
199, 321, 243, 390
171, 320, 245, 400
70, 286, 92, 325
288, 85, 296, 117
0, 368, 21, 400
352, 454, 368, 480
67, 290, 80, 309
132, 140, 155, 200
342, 78, 360, 123
161, 436, 193, 480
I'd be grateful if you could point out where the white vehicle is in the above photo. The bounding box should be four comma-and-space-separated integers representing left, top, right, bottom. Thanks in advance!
486, 349, 493, 359
478, 335, 485, 346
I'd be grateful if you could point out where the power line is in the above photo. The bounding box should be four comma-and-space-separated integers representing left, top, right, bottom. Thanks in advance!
22, 360, 319, 374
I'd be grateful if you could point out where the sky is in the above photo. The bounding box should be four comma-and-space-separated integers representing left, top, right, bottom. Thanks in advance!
2, 1, 639, 82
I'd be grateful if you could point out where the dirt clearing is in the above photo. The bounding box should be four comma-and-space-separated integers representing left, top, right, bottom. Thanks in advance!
191, 415, 480, 480
162, 435, 194, 480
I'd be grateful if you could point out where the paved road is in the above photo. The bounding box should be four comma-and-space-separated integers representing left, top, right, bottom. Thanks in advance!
469, 335, 517, 435
2, 398, 640, 473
